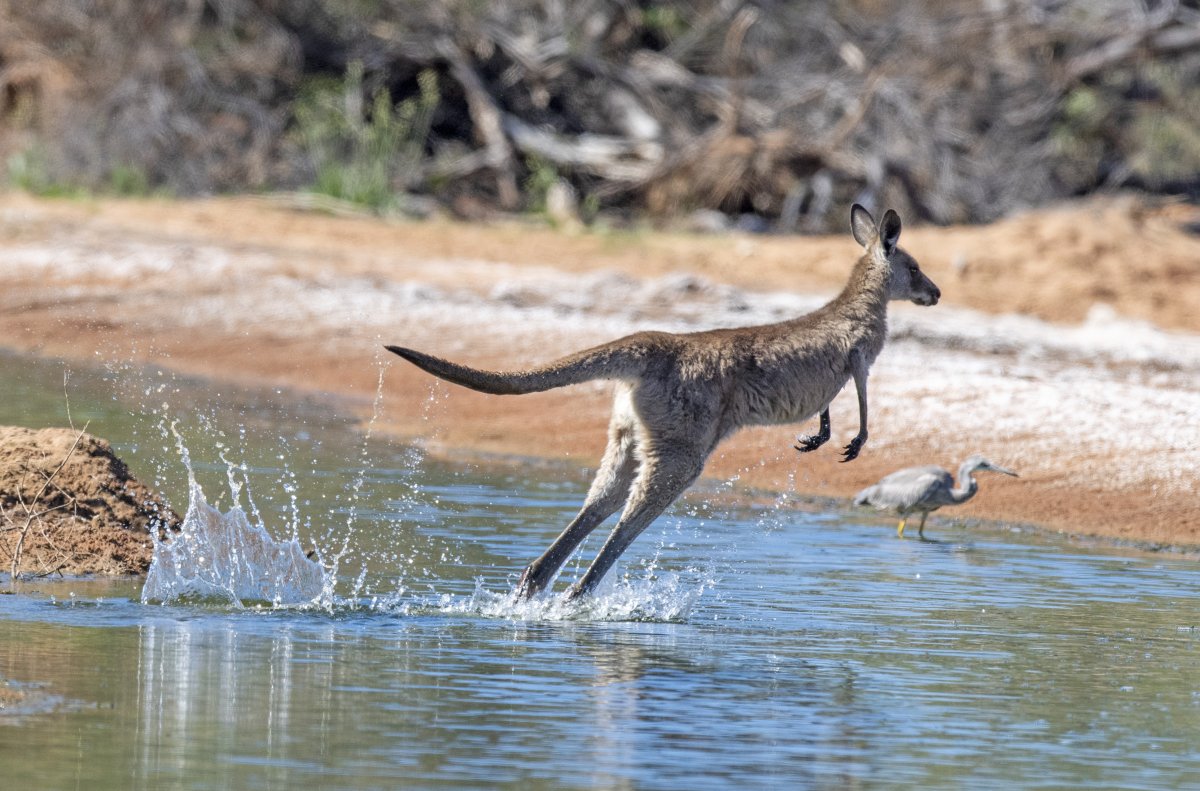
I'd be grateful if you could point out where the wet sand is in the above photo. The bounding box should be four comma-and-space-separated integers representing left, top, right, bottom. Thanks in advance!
1, 193, 1197, 546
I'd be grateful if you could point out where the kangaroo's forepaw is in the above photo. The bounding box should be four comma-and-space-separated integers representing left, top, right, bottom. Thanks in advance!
794, 434, 826, 453
840, 436, 866, 463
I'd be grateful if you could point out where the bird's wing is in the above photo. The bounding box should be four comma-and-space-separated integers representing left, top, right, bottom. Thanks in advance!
867, 466, 953, 511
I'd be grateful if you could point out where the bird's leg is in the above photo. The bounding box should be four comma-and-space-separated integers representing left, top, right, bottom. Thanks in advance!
794, 409, 831, 453
896, 518, 907, 538
917, 512, 928, 538
841, 348, 869, 463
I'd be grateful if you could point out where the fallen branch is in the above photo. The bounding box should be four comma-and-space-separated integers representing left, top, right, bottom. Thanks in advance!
501, 114, 662, 181
1063, 2, 1195, 81
436, 37, 521, 209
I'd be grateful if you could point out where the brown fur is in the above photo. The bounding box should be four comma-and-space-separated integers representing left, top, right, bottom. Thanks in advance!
387, 205, 940, 599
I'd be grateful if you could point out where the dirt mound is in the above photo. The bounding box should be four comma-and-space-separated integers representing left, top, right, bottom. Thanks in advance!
0, 426, 179, 577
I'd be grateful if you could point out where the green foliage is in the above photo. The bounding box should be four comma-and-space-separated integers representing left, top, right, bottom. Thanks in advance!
107, 164, 151, 197
1059, 87, 1106, 129
522, 155, 560, 215
580, 191, 601, 221
6, 145, 156, 199
1054, 67, 1200, 192
5, 149, 85, 199
6, 149, 50, 193
642, 5, 687, 40
293, 62, 439, 212
1051, 87, 1111, 190
1126, 64, 1200, 187
1129, 113, 1200, 187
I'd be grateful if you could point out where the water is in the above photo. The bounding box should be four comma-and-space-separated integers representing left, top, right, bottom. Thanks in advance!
2, 350, 1199, 789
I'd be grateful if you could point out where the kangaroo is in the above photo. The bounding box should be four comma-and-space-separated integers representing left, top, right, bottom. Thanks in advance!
386, 204, 940, 600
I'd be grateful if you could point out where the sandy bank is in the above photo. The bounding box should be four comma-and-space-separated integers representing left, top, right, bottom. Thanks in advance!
0, 192, 1197, 546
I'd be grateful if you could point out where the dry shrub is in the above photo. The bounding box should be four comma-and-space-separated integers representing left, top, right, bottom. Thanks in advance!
2, 0, 1198, 227
0, 0, 300, 194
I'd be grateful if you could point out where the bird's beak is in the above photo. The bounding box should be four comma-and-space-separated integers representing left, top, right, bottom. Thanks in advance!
989, 464, 1018, 477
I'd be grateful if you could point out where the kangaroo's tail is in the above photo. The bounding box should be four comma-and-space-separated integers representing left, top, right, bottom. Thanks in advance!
385, 338, 650, 395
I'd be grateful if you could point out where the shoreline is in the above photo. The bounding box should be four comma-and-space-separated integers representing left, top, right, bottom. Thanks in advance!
1, 192, 1197, 547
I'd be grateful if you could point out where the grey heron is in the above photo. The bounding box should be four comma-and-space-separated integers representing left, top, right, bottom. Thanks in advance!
853, 454, 1018, 537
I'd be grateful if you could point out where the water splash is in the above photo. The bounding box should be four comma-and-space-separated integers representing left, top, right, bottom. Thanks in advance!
141, 425, 329, 608
119, 355, 718, 620
434, 569, 718, 623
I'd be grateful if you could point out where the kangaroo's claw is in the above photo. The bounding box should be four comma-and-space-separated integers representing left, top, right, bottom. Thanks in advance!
794, 435, 824, 453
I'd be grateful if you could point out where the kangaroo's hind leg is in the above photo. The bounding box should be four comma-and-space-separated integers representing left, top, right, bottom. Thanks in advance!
564, 441, 707, 600
516, 392, 639, 598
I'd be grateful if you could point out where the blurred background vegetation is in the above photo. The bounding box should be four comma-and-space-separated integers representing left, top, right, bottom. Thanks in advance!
2, 0, 1198, 230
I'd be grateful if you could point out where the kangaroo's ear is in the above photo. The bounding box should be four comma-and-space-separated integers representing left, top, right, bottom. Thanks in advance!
879, 209, 901, 255
850, 204, 876, 248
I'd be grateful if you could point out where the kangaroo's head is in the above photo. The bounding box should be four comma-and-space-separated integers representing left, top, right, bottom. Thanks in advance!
850, 204, 940, 306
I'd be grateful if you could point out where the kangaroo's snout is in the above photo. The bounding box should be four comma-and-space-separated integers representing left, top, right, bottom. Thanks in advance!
911, 276, 940, 306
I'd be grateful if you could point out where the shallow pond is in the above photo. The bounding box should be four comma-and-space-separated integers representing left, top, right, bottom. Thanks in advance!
1, 351, 1199, 789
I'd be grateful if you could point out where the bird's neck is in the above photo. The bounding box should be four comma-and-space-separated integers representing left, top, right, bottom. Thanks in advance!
951, 464, 980, 504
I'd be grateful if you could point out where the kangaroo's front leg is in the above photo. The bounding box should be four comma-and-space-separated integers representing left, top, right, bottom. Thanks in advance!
841, 347, 869, 463
794, 409, 831, 453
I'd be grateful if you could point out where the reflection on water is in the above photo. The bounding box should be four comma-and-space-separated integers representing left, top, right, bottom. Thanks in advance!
3, 547, 1199, 791
1, 351, 1199, 788
134, 619, 336, 789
